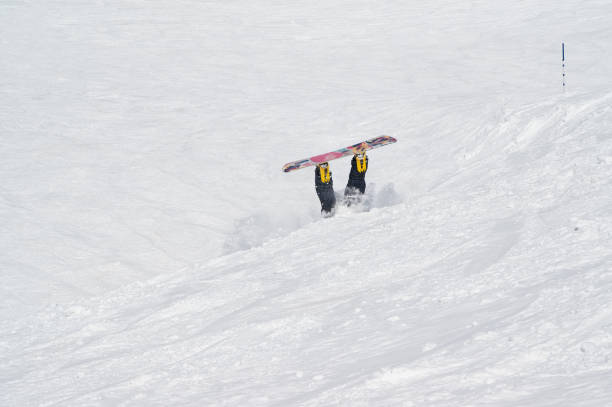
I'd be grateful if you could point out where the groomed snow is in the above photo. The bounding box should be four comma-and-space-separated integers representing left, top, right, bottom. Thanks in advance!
1, 1, 612, 405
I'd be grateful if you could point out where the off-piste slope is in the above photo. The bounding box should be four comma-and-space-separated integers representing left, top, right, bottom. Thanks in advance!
3, 93, 611, 406
4, 0, 612, 320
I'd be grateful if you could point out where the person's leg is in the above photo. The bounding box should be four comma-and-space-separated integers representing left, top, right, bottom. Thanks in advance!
315, 162, 336, 216
344, 153, 368, 204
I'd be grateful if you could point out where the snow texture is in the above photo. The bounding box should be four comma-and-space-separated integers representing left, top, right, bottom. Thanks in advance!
1, 1, 612, 406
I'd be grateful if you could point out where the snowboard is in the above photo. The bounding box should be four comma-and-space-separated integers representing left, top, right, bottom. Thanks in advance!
282, 135, 397, 173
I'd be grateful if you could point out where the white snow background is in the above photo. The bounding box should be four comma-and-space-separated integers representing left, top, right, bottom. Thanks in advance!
2, 1, 612, 405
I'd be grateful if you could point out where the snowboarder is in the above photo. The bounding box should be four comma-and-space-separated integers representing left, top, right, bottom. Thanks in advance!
315, 152, 368, 216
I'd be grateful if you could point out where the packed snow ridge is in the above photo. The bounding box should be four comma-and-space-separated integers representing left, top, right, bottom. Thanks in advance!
2, 1, 612, 406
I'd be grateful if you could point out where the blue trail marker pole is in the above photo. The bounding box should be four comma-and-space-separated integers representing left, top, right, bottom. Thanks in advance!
562, 42, 566, 89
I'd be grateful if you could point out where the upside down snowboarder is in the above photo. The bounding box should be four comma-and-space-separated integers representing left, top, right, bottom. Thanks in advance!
314, 152, 368, 216
281, 136, 396, 216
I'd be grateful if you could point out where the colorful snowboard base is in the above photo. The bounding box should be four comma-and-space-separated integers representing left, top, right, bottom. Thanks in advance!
282, 135, 397, 173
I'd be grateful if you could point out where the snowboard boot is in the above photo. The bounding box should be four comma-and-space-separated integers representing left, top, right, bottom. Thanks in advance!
315, 162, 336, 216
344, 152, 368, 205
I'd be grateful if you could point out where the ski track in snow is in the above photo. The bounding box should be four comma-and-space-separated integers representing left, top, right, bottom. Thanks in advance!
2, 1, 612, 406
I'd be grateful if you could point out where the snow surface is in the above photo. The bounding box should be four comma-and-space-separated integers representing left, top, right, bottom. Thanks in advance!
2, 0, 612, 405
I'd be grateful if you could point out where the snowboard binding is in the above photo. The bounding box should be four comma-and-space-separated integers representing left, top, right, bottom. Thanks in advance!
317, 162, 331, 184
355, 152, 367, 173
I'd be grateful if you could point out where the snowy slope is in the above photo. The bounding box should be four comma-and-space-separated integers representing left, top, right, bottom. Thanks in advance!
2, 0, 612, 405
